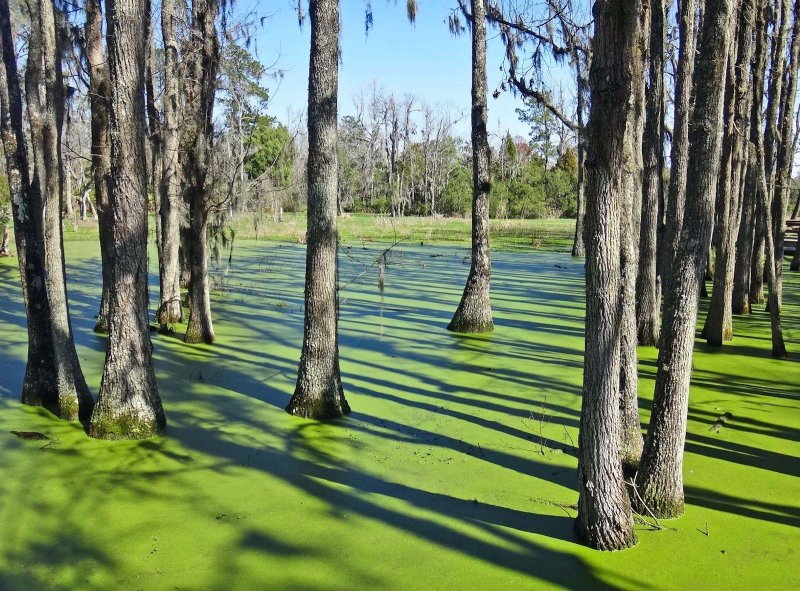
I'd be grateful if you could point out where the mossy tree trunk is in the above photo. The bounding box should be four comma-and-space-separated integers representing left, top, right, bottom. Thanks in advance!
448, 0, 493, 334
635, 0, 737, 518
89, 0, 166, 440
286, 0, 350, 420
575, 0, 643, 552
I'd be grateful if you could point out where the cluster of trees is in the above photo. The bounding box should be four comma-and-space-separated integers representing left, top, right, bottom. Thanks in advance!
497, 0, 799, 550
335, 86, 579, 218
1, 0, 798, 555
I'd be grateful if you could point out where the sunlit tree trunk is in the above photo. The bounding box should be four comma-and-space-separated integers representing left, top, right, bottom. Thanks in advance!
635, 0, 737, 518
575, 0, 642, 552
89, 0, 166, 439
22, 0, 92, 421
449, 0, 493, 334
157, 0, 183, 326
637, 0, 665, 347
702, 0, 755, 344
85, 0, 113, 334
183, 0, 219, 344
0, 2, 61, 415
286, 0, 350, 419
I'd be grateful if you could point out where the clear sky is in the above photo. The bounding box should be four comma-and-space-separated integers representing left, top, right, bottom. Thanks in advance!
233, 1, 572, 140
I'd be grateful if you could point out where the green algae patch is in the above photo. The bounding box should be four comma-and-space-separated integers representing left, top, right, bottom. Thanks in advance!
0, 242, 798, 590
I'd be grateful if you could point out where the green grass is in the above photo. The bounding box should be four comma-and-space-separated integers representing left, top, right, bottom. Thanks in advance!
0, 239, 797, 590
57, 213, 577, 252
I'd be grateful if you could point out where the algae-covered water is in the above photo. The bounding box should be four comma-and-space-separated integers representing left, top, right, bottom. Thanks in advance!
0, 240, 797, 590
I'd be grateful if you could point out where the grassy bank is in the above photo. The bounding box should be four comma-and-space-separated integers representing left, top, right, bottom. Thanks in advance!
57, 213, 576, 252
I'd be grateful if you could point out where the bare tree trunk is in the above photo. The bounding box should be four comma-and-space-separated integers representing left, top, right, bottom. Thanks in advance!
157, 0, 183, 326
635, 0, 737, 518
702, 0, 755, 344
183, 0, 219, 345
449, 0, 493, 334
0, 224, 9, 255
571, 67, 587, 258
286, 0, 349, 419
662, 0, 698, 299
23, 0, 92, 421
771, 0, 800, 307
618, 2, 649, 473
89, 0, 166, 439
85, 0, 113, 334
0, 4, 61, 414
574, 0, 642, 552
637, 0, 665, 347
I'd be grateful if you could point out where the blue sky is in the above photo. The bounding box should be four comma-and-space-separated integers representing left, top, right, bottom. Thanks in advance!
233, 1, 573, 140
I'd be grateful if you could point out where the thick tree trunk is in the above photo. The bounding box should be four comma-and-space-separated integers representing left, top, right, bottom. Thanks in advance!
85, 0, 113, 334
574, 0, 642, 552
23, 0, 92, 421
635, 0, 736, 518
449, 0, 493, 334
703, 0, 755, 344
0, 5, 61, 414
157, 0, 183, 326
636, 0, 665, 347
286, 0, 350, 420
89, 0, 166, 439
618, 3, 649, 473
183, 0, 218, 344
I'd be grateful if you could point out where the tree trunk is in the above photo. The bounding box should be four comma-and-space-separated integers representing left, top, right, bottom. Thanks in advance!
618, 2, 649, 473
635, 0, 736, 519
85, 0, 113, 334
183, 0, 219, 345
23, 0, 92, 421
157, 0, 183, 326
771, 0, 800, 310
702, 0, 755, 344
574, 0, 642, 552
662, 0, 698, 300
448, 0, 493, 334
286, 0, 350, 420
89, 0, 166, 439
636, 0, 665, 347
571, 67, 587, 258
0, 224, 9, 255
0, 5, 61, 414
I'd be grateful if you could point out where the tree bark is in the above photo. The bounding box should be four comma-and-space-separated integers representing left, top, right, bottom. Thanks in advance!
449, 0, 493, 334
571, 67, 587, 258
286, 0, 350, 420
23, 0, 92, 421
574, 0, 641, 552
89, 0, 166, 439
85, 0, 113, 334
0, 3, 61, 415
702, 0, 756, 344
183, 0, 219, 344
157, 0, 183, 326
635, 0, 737, 518
662, 0, 699, 300
636, 0, 665, 347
